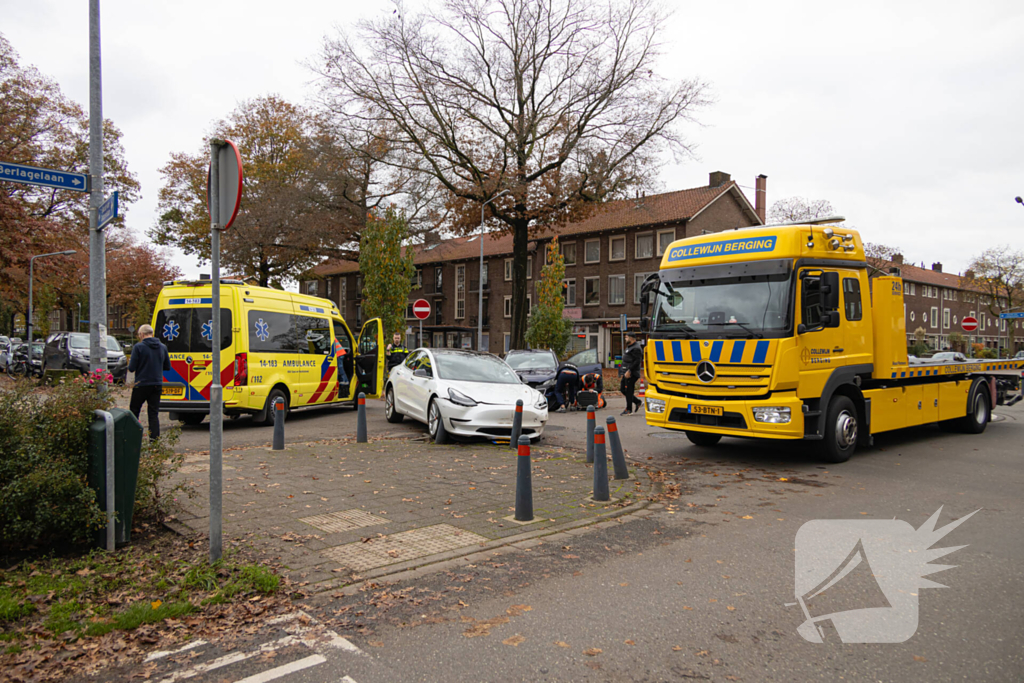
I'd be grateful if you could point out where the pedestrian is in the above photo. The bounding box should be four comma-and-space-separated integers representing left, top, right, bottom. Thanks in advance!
553, 360, 580, 412
620, 332, 643, 415
385, 331, 410, 372
128, 324, 170, 440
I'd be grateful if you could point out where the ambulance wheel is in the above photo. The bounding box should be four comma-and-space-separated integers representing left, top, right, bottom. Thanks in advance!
385, 386, 404, 423
821, 396, 858, 463
428, 398, 448, 444
685, 431, 721, 447
260, 389, 289, 427
955, 381, 990, 434
179, 414, 205, 426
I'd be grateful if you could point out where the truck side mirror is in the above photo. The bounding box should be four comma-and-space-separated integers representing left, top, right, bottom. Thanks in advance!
822, 271, 840, 310
826, 310, 841, 328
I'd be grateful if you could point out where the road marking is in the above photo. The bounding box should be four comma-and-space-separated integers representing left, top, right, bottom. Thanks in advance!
144, 639, 208, 662
156, 635, 304, 682
341, 677, 359, 683
231, 654, 327, 683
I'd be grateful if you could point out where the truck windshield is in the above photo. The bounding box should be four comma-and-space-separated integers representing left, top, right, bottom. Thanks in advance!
651, 273, 792, 338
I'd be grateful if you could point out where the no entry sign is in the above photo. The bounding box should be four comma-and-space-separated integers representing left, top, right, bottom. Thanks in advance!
413, 299, 431, 320
961, 316, 978, 332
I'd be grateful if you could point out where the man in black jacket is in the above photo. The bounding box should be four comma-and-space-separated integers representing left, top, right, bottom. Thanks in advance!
128, 324, 171, 439
620, 333, 643, 415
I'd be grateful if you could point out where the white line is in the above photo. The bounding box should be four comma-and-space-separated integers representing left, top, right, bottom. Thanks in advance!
156, 635, 303, 683
231, 654, 326, 683
144, 639, 209, 662
317, 634, 365, 655
341, 677, 359, 683
266, 612, 303, 626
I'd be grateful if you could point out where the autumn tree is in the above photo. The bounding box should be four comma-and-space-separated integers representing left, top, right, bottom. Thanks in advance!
961, 246, 1024, 353
359, 206, 414, 339
105, 234, 182, 328
525, 238, 572, 355
768, 197, 835, 224
314, 0, 710, 349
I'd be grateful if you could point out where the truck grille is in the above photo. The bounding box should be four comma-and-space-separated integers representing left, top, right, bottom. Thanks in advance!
649, 339, 775, 399
669, 408, 747, 429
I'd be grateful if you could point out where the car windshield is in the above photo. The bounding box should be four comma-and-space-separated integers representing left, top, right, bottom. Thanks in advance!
652, 272, 792, 339
434, 352, 521, 384
505, 352, 557, 372
68, 333, 121, 352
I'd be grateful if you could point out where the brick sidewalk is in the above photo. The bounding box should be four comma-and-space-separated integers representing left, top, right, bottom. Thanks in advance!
169, 434, 650, 591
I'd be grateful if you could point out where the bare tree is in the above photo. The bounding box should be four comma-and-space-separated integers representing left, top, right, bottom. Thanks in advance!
768, 197, 835, 224
312, 0, 710, 348
961, 246, 1024, 354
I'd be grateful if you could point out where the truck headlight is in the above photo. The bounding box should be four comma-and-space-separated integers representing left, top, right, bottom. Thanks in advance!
752, 406, 791, 423
646, 397, 666, 414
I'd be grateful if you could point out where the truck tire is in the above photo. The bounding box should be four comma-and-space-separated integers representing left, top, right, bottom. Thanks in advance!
685, 431, 722, 447
954, 380, 990, 434
820, 395, 858, 463
384, 385, 404, 423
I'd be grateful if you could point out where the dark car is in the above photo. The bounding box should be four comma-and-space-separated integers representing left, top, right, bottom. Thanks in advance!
10, 341, 44, 377
505, 347, 604, 406
43, 331, 128, 382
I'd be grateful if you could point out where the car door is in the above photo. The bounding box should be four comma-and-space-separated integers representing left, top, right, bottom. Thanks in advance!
355, 318, 385, 399
391, 350, 420, 415
331, 318, 355, 402
407, 351, 434, 421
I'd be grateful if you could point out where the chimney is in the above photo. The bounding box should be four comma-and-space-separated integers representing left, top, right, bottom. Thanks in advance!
708, 171, 731, 187
931, 262, 943, 273
892, 253, 904, 265
754, 174, 767, 223
423, 231, 442, 247
965, 269, 975, 279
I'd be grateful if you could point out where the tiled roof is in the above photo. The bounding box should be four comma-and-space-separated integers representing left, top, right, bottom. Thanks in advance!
868, 257, 971, 289
311, 181, 749, 277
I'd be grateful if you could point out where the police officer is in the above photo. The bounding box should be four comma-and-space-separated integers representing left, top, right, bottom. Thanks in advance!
620, 332, 643, 415
553, 360, 581, 412
386, 332, 410, 372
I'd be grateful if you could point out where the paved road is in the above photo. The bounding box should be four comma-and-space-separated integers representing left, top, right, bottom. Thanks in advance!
156, 396, 1022, 682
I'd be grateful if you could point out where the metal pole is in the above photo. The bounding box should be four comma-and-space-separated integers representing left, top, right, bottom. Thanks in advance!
88, 0, 107, 383
209, 141, 223, 563
27, 257, 34, 346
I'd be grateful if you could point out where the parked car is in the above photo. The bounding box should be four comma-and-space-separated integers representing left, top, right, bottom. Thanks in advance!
0, 339, 13, 374
930, 351, 969, 363
504, 349, 559, 391
42, 332, 128, 382
385, 348, 548, 443
10, 342, 44, 377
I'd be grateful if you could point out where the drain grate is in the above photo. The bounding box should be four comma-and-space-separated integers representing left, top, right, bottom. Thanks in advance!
322, 524, 487, 572
300, 509, 389, 534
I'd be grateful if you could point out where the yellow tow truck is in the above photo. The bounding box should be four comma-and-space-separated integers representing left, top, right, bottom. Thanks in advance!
638, 220, 1022, 462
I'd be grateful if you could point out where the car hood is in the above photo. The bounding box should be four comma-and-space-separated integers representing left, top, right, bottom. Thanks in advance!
445, 381, 542, 406
515, 369, 556, 383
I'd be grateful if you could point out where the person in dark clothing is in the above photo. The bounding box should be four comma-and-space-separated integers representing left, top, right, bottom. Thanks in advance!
128, 324, 171, 439
620, 333, 643, 415
553, 361, 581, 412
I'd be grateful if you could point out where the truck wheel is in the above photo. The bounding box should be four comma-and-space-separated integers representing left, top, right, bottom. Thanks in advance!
821, 396, 858, 463
179, 414, 205, 427
954, 382, 990, 434
685, 431, 722, 447
260, 388, 289, 427
384, 386, 404, 423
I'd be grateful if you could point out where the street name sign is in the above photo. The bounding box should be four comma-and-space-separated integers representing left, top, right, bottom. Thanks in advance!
961, 316, 978, 332
999, 311, 1024, 320
413, 299, 431, 320
0, 160, 89, 192
98, 191, 119, 229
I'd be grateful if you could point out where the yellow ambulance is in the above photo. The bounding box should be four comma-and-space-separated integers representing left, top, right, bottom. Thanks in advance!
151, 278, 384, 426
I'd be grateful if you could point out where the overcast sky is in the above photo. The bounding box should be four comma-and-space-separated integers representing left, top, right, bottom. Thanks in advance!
4, 0, 1023, 279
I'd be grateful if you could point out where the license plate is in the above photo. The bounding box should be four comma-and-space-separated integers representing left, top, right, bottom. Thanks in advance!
162, 386, 185, 397
688, 404, 722, 416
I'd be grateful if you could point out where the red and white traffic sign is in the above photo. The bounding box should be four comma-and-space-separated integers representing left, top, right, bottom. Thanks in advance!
207, 139, 243, 229
413, 299, 431, 320
961, 316, 978, 332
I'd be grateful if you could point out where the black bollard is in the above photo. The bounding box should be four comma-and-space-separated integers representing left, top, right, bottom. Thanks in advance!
586, 407, 596, 464
606, 416, 629, 480
592, 426, 610, 502
272, 397, 285, 450
357, 392, 367, 443
515, 435, 534, 521
510, 399, 523, 448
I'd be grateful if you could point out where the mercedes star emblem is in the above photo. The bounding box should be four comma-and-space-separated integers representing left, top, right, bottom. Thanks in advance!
696, 360, 716, 383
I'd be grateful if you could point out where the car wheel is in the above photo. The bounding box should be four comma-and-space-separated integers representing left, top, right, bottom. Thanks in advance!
385, 386, 404, 423
819, 395, 858, 463
428, 398, 448, 444
260, 388, 289, 427
179, 414, 205, 427
685, 431, 722, 447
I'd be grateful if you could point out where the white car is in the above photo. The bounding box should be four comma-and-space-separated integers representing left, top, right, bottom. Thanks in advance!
385, 348, 548, 443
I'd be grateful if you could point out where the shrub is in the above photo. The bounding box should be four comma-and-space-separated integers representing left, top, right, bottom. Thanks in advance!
135, 427, 193, 522
0, 379, 112, 550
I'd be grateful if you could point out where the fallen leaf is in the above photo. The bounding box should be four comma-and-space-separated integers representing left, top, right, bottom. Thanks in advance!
683, 606, 693, 610
913, 655, 927, 662
619, 582, 629, 587
709, 598, 717, 603
779, 477, 788, 481
741, 515, 753, 520
76, 568, 94, 576
502, 634, 526, 647
367, 641, 384, 647
624, 639, 635, 646
583, 648, 603, 656
150, 600, 162, 609
554, 641, 570, 648
727, 606, 736, 611
506, 604, 532, 617
672, 645, 683, 651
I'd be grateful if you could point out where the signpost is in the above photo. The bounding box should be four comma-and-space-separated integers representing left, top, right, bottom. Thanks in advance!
207, 139, 243, 563
619, 313, 627, 369
0, 161, 89, 192
999, 312, 1024, 320
962, 316, 978, 332
97, 191, 119, 229
413, 299, 430, 348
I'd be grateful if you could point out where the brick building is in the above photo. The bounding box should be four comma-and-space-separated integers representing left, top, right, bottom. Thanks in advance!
870, 255, 1021, 355
305, 171, 766, 366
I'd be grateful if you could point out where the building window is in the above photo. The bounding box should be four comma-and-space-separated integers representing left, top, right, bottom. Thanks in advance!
356, 304, 362, 327
905, 282, 915, 296
411, 268, 422, 289
943, 308, 950, 329
326, 279, 332, 299
456, 265, 466, 319
843, 278, 862, 321
306, 280, 318, 297
656, 229, 675, 256
527, 256, 533, 280
504, 258, 513, 281
434, 267, 443, 293
634, 272, 653, 304
563, 278, 576, 306
930, 306, 938, 328
527, 294, 532, 316
433, 332, 443, 348
585, 239, 600, 264
482, 263, 488, 286
635, 233, 654, 260
610, 236, 626, 262
561, 242, 576, 266
340, 277, 346, 303
608, 275, 626, 304
504, 295, 513, 318
503, 333, 511, 353
584, 276, 600, 305
434, 300, 443, 325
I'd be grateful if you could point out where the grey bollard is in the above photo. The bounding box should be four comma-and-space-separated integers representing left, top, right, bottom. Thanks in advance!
272, 397, 285, 450
586, 407, 595, 464
515, 435, 534, 521
510, 399, 523, 448
606, 416, 629, 480
592, 426, 610, 501
357, 392, 367, 443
